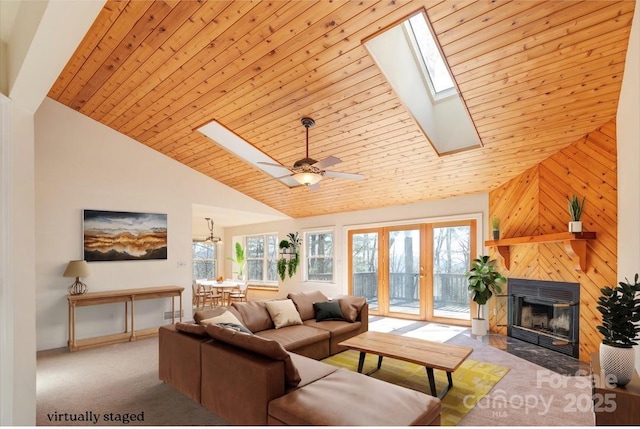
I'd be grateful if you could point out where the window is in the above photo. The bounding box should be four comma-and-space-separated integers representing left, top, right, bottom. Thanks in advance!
407, 13, 455, 97
305, 230, 334, 282
245, 234, 278, 284
192, 241, 216, 280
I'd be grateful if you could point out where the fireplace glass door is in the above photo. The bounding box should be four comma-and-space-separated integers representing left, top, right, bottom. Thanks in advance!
507, 278, 580, 358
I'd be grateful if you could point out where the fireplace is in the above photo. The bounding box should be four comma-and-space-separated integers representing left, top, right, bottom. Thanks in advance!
507, 278, 580, 358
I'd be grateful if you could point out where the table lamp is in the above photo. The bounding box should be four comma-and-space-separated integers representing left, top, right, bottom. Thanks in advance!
63, 260, 90, 295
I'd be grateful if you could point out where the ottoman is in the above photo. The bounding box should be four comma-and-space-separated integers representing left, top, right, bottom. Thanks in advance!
267, 368, 441, 426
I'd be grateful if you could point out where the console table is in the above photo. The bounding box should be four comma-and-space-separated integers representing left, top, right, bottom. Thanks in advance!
67, 285, 184, 352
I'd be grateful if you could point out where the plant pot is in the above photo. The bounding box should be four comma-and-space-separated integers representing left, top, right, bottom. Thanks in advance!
492, 229, 500, 240
600, 343, 637, 386
471, 318, 487, 336
568, 221, 582, 233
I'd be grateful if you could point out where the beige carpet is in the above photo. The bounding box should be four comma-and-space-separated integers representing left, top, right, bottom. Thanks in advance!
37, 339, 227, 426
36, 328, 595, 426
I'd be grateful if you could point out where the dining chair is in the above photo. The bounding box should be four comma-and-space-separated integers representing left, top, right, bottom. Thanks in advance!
206, 286, 223, 308
228, 281, 249, 304
192, 280, 207, 309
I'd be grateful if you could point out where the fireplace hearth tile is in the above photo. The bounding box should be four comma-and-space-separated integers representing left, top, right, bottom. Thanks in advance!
472, 332, 589, 376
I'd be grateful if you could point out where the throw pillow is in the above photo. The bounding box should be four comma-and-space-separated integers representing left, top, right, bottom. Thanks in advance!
313, 300, 345, 322
200, 310, 248, 331
287, 290, 328, 320
335, 295, 367, 323
205, 324, 301, 387
214, 322, 252, 334
231, 301, 275, 332
265, 299, 303, 329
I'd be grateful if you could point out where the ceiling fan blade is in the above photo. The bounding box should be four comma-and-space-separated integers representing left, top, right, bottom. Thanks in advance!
257, 161, 291, 171
323, 170, 364, 180
259, 173, 294, 186
312, 156, 341, 169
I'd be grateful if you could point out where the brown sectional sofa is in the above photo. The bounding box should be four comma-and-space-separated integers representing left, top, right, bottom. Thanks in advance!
159, 291, 441, 425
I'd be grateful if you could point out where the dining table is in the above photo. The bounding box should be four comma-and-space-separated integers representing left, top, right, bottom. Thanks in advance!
196, 279, 244, 306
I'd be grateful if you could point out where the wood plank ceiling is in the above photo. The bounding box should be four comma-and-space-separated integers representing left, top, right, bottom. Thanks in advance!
48, 0, 635, 219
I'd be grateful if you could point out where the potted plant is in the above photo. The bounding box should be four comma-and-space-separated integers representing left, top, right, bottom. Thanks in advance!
491, 217, 500, 240
227, 242, 246, 280
567, 194, 585, 233
466, 255, 506, 336
596, 274, 640, 386
277, 232, 301, 281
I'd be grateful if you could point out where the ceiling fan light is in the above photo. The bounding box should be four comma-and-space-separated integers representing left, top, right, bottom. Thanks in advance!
293, 172, 322, 186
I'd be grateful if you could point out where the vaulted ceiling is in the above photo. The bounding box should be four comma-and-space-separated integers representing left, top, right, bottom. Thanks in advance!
47, 0, 635, 218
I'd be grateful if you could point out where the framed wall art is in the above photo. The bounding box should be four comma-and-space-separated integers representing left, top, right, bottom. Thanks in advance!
83, 210, 168, 262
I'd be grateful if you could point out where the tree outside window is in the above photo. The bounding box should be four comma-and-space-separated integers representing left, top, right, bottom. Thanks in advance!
305, 231, 333, 282
245, 234, 278, 284
192, 241, 216, 280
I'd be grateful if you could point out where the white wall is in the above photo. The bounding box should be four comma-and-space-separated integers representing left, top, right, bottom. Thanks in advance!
225, 195, 488, 302
34, 98, 286, 350
617, 0, 640, 374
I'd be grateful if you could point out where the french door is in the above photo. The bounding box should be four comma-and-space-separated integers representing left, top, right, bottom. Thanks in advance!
348, 220, 476, 323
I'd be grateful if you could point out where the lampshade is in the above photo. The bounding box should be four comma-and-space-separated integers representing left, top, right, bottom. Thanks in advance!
293, 172, 322, 186
63, 260, 90, 278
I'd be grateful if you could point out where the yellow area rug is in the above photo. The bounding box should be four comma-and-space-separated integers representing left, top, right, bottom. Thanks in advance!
322, 350, 509, 426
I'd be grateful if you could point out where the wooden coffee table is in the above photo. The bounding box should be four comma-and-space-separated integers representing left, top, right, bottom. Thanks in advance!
338, 331, 473, 398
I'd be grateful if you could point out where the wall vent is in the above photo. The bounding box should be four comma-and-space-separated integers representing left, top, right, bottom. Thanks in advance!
163, 310, 183, 320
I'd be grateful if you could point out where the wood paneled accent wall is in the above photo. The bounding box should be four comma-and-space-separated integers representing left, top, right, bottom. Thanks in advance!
488, 119, 617, 362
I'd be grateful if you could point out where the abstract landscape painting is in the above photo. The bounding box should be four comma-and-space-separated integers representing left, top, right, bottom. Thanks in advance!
83, 210, 167, 261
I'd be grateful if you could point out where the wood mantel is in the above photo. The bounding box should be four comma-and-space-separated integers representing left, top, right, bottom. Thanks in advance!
485, 232, 596, 271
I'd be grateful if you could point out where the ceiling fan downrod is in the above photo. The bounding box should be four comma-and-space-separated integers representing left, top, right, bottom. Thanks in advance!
301, 117, 315, 159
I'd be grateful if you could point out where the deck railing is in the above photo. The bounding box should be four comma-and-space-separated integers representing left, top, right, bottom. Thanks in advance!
352, 272, 468, 308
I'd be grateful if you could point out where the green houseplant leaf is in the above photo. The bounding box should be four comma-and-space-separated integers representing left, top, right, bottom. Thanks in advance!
277, 232, 302, 280
226, 242, 246, 277
596, 274, 640, 348
567, 195, 586, 221
466, 255, 506, 319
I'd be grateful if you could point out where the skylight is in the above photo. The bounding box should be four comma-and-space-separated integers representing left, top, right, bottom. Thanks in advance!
364, 10, 481, 155
407, 14, 455, 96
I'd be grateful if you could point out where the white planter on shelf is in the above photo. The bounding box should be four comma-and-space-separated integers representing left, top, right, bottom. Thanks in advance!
599, 343, 637, 386
568, 221, 583, 233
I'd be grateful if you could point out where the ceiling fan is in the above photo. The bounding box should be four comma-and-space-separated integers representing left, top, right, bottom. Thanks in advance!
198, 218, 222, 244
259, 117, 364, 188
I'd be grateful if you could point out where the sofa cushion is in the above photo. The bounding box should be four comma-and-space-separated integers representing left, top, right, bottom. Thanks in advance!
266, 299, 303, 329
335, 295, 367, 322
288, 353, 339, 390
256, 324, 330, 351
268, 368, 441, 426
174, 322, 207, 336
232, 300, 275, 332
313, 300, 345, 322
204, 324, 301, 387
287, 290, 328, 320
200, 310, 246, 329
194, 306, 243, 324
303, 319, 362, 336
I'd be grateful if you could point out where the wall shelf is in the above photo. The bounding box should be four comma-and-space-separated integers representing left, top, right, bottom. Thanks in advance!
485, 232, 596, 272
